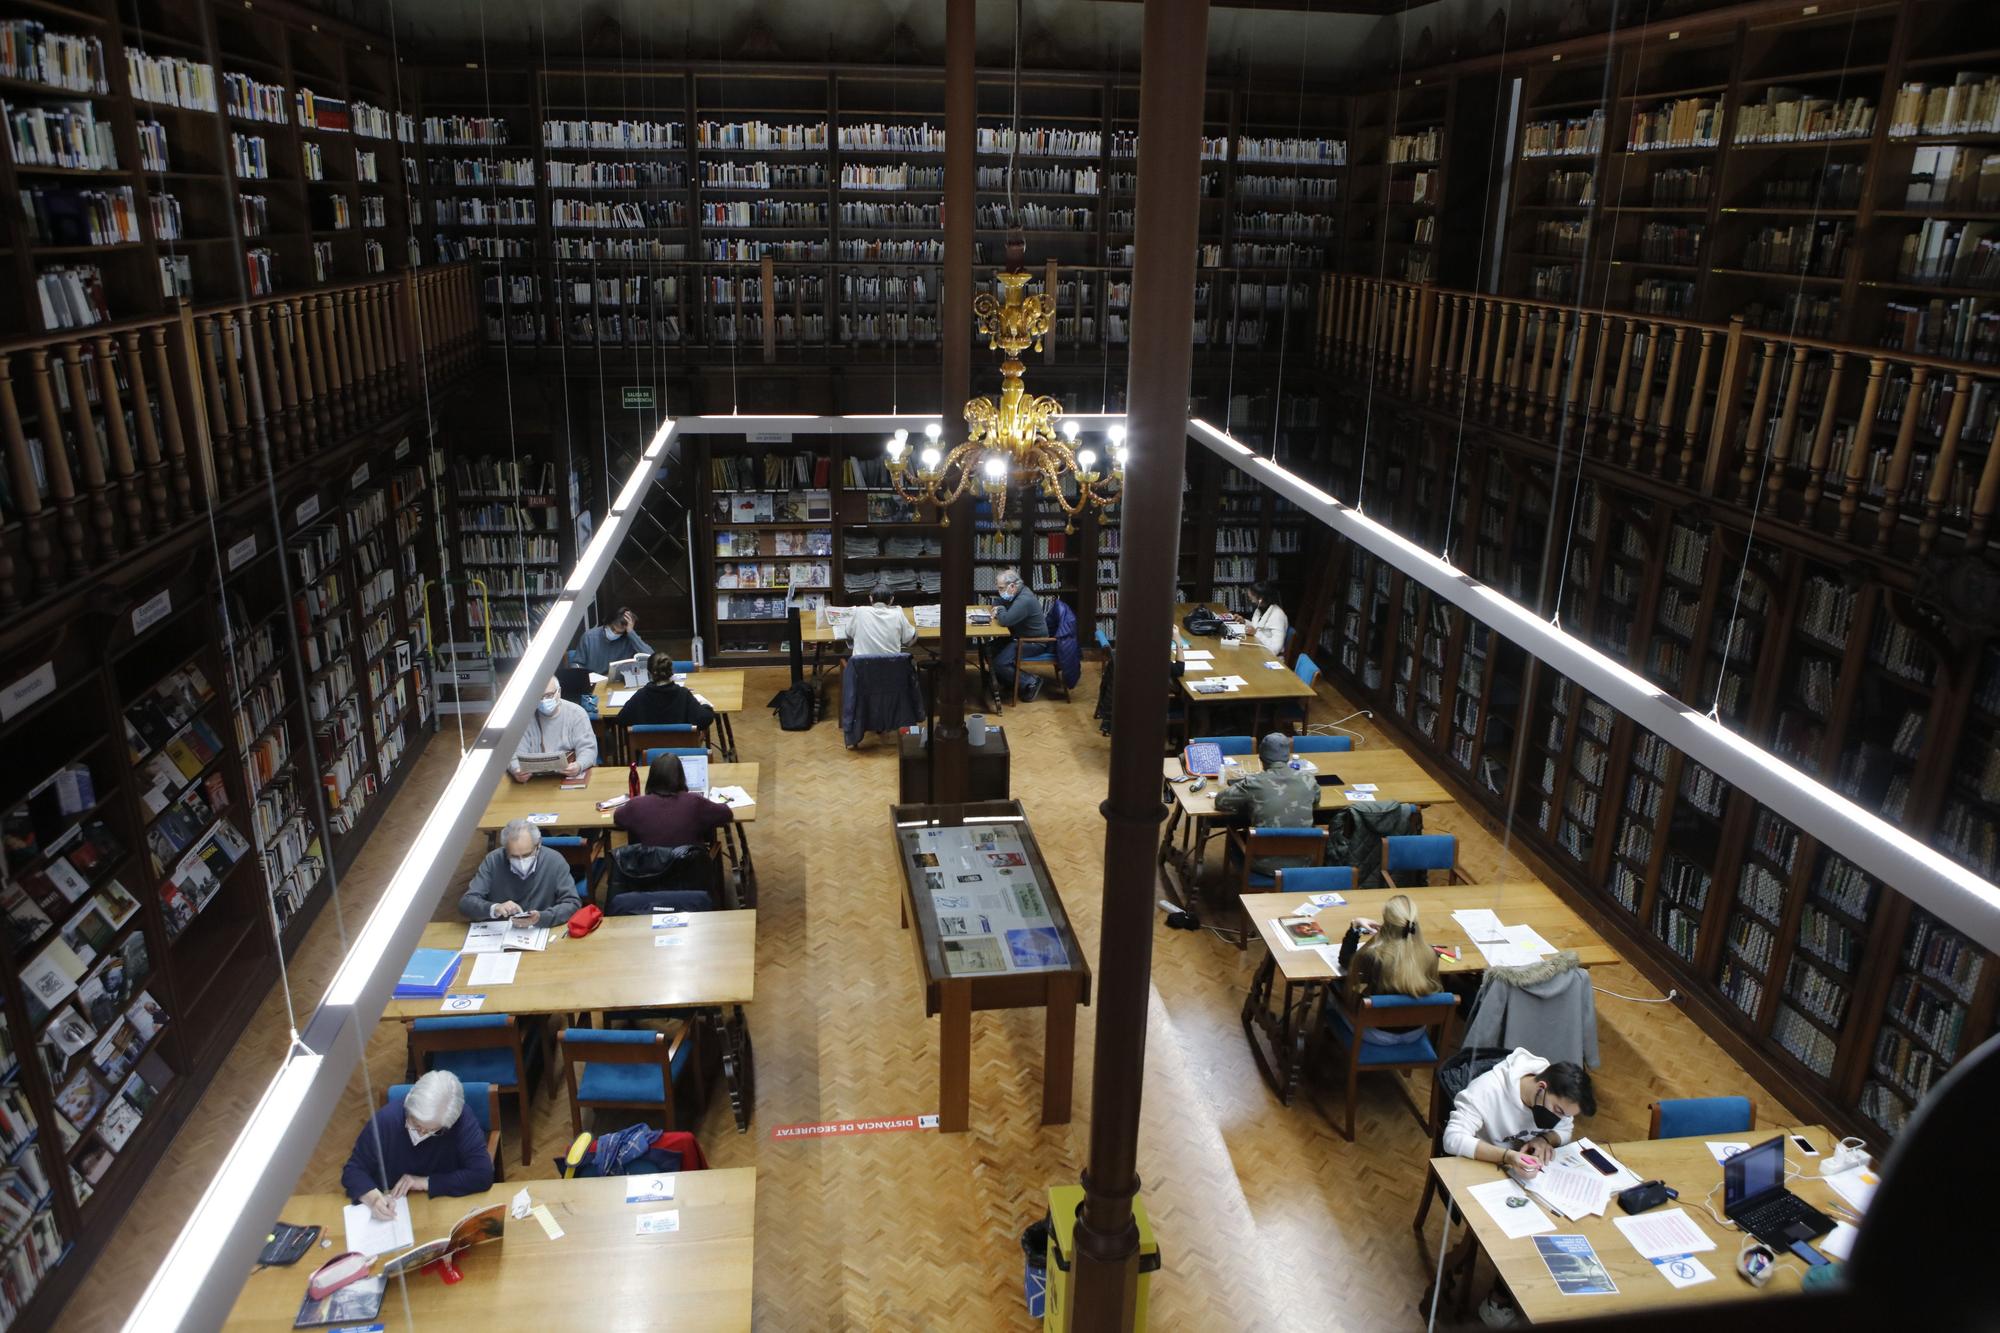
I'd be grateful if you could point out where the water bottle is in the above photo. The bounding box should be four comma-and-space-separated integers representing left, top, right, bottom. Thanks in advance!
627, 760, 640, 798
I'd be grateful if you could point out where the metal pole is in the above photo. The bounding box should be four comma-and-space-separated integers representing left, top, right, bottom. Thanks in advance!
933, 0, 978, 804
1069, 0, 1210, 1325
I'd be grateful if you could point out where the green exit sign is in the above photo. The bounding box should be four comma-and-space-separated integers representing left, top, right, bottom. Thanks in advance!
621, 385, 656, 410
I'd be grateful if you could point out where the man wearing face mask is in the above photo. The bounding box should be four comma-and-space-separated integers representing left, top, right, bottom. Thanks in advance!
1441, 1045, 1595, 1176
341, 1070, 494, 1220
571, 606, 653, 676
508, 676, 599, 782
457, 819, 582, 927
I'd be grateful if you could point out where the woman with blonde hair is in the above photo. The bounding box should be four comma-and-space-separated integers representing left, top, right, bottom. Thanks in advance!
1335, 894, 1443, 1046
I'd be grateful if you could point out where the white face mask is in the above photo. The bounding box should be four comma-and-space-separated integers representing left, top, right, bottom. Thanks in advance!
537, 696, 559, 716
509, 854, 537, 878
606, 625, 623, 640
407, 1125, 436, 1146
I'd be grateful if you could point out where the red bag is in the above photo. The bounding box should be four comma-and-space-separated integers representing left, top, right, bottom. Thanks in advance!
567, 904, 604, 938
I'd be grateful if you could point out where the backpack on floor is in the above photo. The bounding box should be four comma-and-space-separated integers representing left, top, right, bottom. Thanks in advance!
769, 680, 816, 731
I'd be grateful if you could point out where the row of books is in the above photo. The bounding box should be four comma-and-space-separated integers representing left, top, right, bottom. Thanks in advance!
695, 120, 827, 151
223, 71, 287, 124
839, 162, 944, 191
1895, 219, 2000, 289
703, 161, 825, 189
1522, 111, 1603, 158
433, 156, 533, 186
1628, 97, 1724, 152
125, 50, 214, 110
6, 100, 117, 171
1887, 72, 2000, 138
19, 186, 137, 247
545, 159, 682, 188
1731, 89, 1874, 144
543, 118, 681, 150
551, 199, 676, 229
1387, 127, 1442, 165
34, 265, 109, 332
1905, 146, 2000, 211
423, 115, 509, 145
0, 21, 106, 93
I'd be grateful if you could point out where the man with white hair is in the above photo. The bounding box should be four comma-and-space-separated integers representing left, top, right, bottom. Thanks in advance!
991, 567, 1050, 701
341, 1070, 494, 1219
507, 675, 599, 782
457, 819, 582, 927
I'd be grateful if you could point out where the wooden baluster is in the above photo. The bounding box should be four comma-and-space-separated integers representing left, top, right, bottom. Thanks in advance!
91, 336, 145, 543
1603, 318, 1635, 456
1801, 352, 1847, 510
1735, 339, 1779, 498
1765, 344, 1811, 508
1353, 281, 1371, 374
1680, 329, 1716, 480
359, 288, 384, 417
1582, 313, 1611, 455
1542, 310, 1569, 436
1488, 303, 1513, 418
194, 315, 235, 497
319, 294, 349, 434
1876, 366, 1931, 545
367, 287, 391, 411
398, 273, 422, 398
1472, 299, 1496, 416
1968, 412, 2000, 551
1425, 289, 1446, 398
1335, 277, 1353, 369
1838, 357, 1889, 539
0, 355, 54, 603
218, 313, 255, 485
144, 327, 192, 520
1651, 326, 1688, 476
296, 298, 327, 446
119, 332, 170, 533
1504, 308, 1531, 424
1442, 296, 1465, 405
1564, 313, 1590, 434
239, 306, 276, 484
251, 307, 289, 469
1917, 372, 1974, 555
61, 348, 116, 561
25, 351, 84, 575
1402, 287, 1422, 391
310, 294, 338, 433
380, 282, 406, 404
1626, 323, 1660, 467
270, 301, 303, 462
338, 291, 363, 423
1700, 317, 1748, 495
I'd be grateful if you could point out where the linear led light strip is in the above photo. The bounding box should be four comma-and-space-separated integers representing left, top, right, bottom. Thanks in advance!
124, 418, 681, 1333
1188, 417, 2000, 954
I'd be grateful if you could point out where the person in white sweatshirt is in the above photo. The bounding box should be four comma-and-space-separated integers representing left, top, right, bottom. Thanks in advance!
1246, 581, 1289, 657
1442, 1047, 1595, 1176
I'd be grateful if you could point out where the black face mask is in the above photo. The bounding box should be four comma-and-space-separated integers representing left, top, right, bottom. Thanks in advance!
1530, 1087, 1563, 1131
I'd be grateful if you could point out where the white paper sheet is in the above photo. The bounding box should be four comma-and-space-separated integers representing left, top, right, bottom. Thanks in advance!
1704, 1141, 1751, 1164
1181, 650, 1214, 661
469, 952, 520, 985
1524, 1161, 1611, 1219
1503, 924, 1559, 957
609, 689, 637, 706
1311, 945, 1345, 975
1826, 1166, 1877, 1214
1652, 1254, 1715, 1288
1611, 1207, 1715, 1260
1820, 1220, 1859, 1260
1553, 1139, 1643, 1191
1451, 909, 1508, 943
626, 1173, 677, 1203
1466, 1177, 1556, 1239
1181, 661, 1212, 672
439, 993, 485, 1012
635, 1209, 680, 1234
709, 785, 754, 809
1350, 783, 1378, 792
1474, 939, 1544, 968
1341, 790, 1372, 801
343, 1198, 414, 1258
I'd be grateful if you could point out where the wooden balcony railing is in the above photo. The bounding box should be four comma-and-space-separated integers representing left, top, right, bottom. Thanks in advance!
1318, 274, 2000, 562
0, 264, 480, 611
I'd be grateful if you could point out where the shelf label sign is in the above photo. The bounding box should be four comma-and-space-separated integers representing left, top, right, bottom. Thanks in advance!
131, 589, 173, 636
394, 436, 411, 460
621, 385, 655, 410
747, 430, 792, 443
0, 663, 55, 722
351, 462, 370, 489
226, 534, 258, 571
295, 493, 321, 526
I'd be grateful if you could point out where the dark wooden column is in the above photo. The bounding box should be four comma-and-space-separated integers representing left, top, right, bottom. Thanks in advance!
1069, 0, 1210, 1326
933, 0, 978, 804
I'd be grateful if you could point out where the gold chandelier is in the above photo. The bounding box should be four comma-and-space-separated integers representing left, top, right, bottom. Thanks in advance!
884, 246, 1125, 529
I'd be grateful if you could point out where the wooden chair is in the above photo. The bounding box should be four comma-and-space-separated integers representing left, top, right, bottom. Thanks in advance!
1318, 990, 1458, 1142
383, 1080, 506, 1183
1650, 1095, 1754, 1139
1382, 834, 1468, 885
1011, 636, 1068, 702
558, 1025, 701, 1136
642, 744, 712, 768
409, 1014, 536, 1165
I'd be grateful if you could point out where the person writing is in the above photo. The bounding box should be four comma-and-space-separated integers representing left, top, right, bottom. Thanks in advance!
992, 567, 1049, 701
1246, 580, 1289, 656
572, 606, 653, 676
1213, 732, 1320, 876
1442, 1046, 1595, 1176
457, 819, 582, 926
508, 676, 599, 782
341, 1070, 493, 1218
616, 651, 717, 733
614, 753, 734, 849
1334, 894, 1443, 1046
839, 583, 918, 657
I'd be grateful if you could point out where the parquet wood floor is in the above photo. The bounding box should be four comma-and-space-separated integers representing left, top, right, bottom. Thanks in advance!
60, 665, 1798, 1331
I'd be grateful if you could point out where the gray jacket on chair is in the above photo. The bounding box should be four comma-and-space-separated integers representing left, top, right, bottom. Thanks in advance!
1460, 951, 1600, 1069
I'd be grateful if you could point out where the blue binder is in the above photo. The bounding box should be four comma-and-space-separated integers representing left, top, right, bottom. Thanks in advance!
393, 947, 461, 998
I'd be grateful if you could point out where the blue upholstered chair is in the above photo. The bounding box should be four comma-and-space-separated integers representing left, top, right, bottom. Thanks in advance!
671, 660, 698, 676
538, 834, 597, 902
629, 722, 710, 758
409, 1014, 535, 1165
1094, 628, 1112, 652
1276, 652, 1322, 730
1229, 826, 1328, 893
1650, 1096, 1755, 1140
1290, 734, 1354, 755
1192, 734, 1258, 756
558, 1026, 700, 1136
1382, 833, 1465, 885
384, 1080, 505, 1182
1276, 865, 1356, 894
1320, 990, 1459, 1141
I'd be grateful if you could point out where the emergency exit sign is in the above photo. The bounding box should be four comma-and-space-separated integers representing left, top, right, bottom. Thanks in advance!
621, 385, 655, 410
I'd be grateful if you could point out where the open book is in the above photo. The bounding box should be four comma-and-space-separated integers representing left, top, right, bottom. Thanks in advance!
515, 752, 569, 777
378, 1200, 507, 1280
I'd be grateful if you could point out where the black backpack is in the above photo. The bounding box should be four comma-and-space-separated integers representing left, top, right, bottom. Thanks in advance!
1183, 607, 1223, 637
768, 681, 816, 730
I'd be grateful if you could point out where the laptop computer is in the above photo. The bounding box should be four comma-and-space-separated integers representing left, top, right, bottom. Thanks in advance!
1723, 1136, 1836, 1245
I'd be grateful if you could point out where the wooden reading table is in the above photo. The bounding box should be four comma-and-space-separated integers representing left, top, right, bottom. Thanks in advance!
594, 668, 747, 760
801, 607, 1013, 711
1171, 601, 1315, 732
890, 800, 1091, 1133
223, 1170, 756, 1330
1238, 882, 1617, 1105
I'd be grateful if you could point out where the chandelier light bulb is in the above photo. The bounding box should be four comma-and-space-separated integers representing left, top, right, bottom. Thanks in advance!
1114, 445, 1129, 468
893, 427, 910, 446
1061, 419, 1080, 442
925, 421, 943, 442
920, 446, 942, 471
1108, 423, 1127, 446
1077, 449, 1097, 472
982, 455, 1008, 481
886, 435, 906, 461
